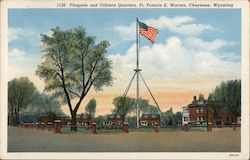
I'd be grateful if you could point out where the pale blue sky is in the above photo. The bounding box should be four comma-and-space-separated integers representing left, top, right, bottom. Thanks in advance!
9, 9, 241, 60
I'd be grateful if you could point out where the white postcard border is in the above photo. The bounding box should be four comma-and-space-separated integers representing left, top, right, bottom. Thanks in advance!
1, 0, 249, 159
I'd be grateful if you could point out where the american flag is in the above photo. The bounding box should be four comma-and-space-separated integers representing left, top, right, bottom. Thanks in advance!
138, 20, 158, 43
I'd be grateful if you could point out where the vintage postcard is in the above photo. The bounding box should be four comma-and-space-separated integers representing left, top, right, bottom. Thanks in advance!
0, 0, 249, 159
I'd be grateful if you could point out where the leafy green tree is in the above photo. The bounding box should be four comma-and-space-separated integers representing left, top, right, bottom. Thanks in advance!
113, 96, 135, 122
198, 93, 205, 101
36, 27, 113, 131
138, 98, 150, 115
93, 115, 105, 127
173, 111, 183, 125
164, 107, 174, 125
208, 79, 241, 117
8, 77, 37, 126
148, 105, 160, 114
35, 93, 63, 116
85, 98, 96, 118
113, 96, 162, 123
126, 116, 136, 128
18, 92, 64, 123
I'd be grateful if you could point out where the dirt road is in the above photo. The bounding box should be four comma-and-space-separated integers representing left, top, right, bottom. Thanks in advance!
8, 127, 240, 152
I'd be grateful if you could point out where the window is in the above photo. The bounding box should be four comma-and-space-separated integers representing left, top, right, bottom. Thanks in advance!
198, 101, 204, 105
183, 109, 188, 113
197, 116, 204, 121
184, 117, 188, 121
197, 108, 201, 113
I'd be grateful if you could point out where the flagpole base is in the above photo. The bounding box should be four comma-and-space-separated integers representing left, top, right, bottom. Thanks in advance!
134, 69, 142, 72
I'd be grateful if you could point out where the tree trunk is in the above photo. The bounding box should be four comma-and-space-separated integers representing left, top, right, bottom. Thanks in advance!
10, 108, 14, 126
17, 108, 20, 125
122, 115, 125, 124
206, 106, 210, 130
71, 111, 77, 131
13, 108, 18, 126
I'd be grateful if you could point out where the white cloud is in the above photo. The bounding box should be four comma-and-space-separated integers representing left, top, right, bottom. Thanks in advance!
8, 48, 44, 91
8, 65, 45, 91
144, 16, 213, 36
8, 28, 23, 42
8, 27, 36, 43
108, 36, 240, 87
145, 16, 194, 28
170, 23, 212, 36
9, 48, 26, 59
114, 23, 136, 40
184, 37, 235, 51
114, 16, 213, 40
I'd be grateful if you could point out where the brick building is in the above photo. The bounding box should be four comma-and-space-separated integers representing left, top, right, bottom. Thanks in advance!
188, 96, 213, 125
106, 114, 123, 125
77, 113, 92, 126
139, 114, 161, 126
183, 96, 237, 126
102, 114, 123, 128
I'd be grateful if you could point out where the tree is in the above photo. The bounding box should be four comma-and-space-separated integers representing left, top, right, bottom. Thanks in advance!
34, 93, 63, 116
173, 111, 183, 125
138, 98, 150, 115
94, 115, 105, 127
198, 93, 205, 101
17, 92, 64, 124
113, 96, 135, 122
208, 79, 241, 117
85, 98, 96, 118
36, 27, 113, 131
208, 79, 241, 125
148, 105, 160, 114
164, 107, 174, 125
113, 96, 161, 123
8, 77, 37, 126
127, 116, 136, 128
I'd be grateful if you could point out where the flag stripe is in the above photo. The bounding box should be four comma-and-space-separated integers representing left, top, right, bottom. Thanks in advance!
139, 26, 158, 43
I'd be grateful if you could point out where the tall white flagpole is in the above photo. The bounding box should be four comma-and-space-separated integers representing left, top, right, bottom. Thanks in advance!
136, 18, 140, 129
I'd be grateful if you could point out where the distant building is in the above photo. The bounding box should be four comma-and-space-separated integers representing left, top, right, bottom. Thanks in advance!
77, 113, 92, 126
188, 96, 212, 126
182, 106, 189, 125
139, 114, 160, 126
106, 114, 123, 125
183, 96, 238, 126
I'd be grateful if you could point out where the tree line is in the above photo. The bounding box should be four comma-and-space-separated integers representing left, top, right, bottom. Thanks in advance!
112, 96, 182, 126
8, 77, 64, 126
208, 79, 241, 116
8, 75, 181, 127
112, 96, 160, 122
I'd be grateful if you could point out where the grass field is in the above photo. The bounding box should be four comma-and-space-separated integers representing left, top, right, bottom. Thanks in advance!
8, 126, 240, 152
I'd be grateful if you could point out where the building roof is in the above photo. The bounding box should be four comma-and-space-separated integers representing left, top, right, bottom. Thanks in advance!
141, 114, 160, 119
107, 114, 122, 120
